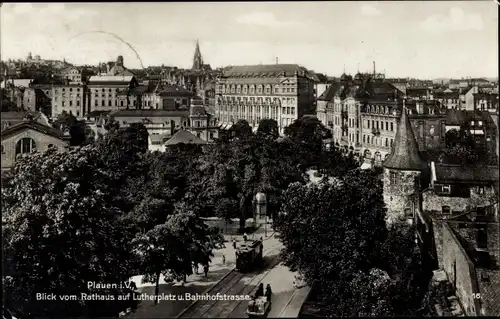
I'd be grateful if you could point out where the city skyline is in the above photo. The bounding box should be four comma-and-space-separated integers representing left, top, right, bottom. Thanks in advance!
0, 2, 498, 78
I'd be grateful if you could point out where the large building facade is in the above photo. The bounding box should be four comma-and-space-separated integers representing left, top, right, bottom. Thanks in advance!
214, 64, 317, 133
318, 73, 449, 166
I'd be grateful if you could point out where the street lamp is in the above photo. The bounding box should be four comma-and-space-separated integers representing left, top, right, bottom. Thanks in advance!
255, 192, 267, 237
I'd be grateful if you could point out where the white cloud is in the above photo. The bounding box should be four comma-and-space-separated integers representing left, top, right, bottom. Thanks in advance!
235, 12, 297, 28
361, 4, 381, 17
420, 7, 484, 33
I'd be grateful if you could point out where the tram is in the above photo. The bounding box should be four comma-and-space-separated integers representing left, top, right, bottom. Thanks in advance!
235, 239, 263, 272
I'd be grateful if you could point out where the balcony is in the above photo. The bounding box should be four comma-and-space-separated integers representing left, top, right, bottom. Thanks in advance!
371, 128, 381, 136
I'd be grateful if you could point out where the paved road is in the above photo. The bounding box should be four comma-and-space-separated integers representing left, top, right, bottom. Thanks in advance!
178, 237, 283, 318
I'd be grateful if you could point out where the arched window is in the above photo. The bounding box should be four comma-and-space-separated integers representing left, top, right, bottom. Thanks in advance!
16, 138, 36, 156
243, 85, 248, 94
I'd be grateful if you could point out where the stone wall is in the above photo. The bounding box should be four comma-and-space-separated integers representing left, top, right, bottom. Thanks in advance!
383, 168, 421, 222
441, 223, 482, 316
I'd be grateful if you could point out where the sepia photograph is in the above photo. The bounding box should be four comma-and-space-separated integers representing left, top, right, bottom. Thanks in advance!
1, 1, 499, 318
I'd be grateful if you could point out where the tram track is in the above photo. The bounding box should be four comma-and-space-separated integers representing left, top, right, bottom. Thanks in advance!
177, 240, 282, 318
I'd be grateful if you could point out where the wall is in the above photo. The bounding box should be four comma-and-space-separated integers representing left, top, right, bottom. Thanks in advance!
1, 129, 69, 170
441, 223, 482, 316
383, 169, 421, 222
423, 186, 497, 215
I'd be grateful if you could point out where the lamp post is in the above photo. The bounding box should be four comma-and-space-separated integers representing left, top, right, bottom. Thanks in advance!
255, 192, 267, 237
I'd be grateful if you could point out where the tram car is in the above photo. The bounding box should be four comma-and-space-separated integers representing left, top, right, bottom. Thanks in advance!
235, 239, 263, 272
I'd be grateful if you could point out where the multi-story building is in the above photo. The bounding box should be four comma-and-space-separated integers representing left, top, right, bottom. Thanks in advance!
60, 66, 95, 84
188, 97, 219, 142
86, 75, 139, 114
23, 86, 52, 116
434, 89, 460, 109
317, 72, 404, 162
318, 72, 448, 167
50, 84, 88, 118
215, 64, 317, 133
104, 56, 135, 76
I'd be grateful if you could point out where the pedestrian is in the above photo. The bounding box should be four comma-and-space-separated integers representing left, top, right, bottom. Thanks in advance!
222, 254, 226, 265
203, 264, 209, 277
243, 233, 248, 241
232, 239, 237, 249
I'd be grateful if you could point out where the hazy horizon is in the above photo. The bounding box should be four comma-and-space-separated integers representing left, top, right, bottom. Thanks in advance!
1, 2, 498, 79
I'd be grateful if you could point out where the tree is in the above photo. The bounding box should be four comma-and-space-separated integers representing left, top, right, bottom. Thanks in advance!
319, 147, 359, 177
52, 111, 87, 146
133, 204, 218, 305
214, 198, 239, 232
284, 116, 332, 167
230, 119, 253, 140
257, 119, 279, 138
275, 169, 388, 316
2, 146, 135, 318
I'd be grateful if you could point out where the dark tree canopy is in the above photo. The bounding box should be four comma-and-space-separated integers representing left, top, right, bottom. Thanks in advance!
231, 119, 253, 140
257, 119, 279, 138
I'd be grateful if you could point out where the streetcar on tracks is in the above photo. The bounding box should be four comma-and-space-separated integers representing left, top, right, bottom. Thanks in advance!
235, 239, 263, 272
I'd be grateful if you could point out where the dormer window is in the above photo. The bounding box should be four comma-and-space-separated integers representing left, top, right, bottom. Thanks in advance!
478, 121, 483, 127
471, 120, 475, 126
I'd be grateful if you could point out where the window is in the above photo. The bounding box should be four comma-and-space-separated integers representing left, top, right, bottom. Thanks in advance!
385, 122, 388, 131
77, 101, 80, 107
367, 120, 370, 129
120, 101, 124, 107
0, 145, 4, 154
442, 206, 451, 215
390, 172, 397, 185
69, 101, 73, 107
391, 122, 394, 131
102, 100, 105, 106
108, 100, 111, 107
15, 138, 36, 155
477, 227, 487, 249
385, 138, 388, 147
363, 135, 366, 143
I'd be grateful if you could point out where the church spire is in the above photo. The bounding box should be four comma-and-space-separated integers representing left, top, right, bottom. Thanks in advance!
192, 39, 203, 70
383, 100, 427, 171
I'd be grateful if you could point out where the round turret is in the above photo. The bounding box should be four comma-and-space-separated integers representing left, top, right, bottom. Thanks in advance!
340, 73, 348, 82
354, 72, 363, 82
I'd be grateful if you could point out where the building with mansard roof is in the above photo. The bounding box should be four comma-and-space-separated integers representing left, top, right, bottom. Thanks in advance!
215, 63, 317, 134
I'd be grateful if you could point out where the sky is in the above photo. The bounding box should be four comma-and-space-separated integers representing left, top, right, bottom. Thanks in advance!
1, 1, 498, 79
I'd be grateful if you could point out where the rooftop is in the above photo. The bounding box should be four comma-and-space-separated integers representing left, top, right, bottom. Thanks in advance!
222, 64, 314, 79
110, 109, 189, 118
434, 164, 499, 183
88, 75, 135, 84
164, 129, 206, 146
1, 120, 66, 140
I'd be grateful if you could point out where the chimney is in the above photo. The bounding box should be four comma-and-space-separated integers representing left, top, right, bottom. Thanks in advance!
373, 61, 376, 76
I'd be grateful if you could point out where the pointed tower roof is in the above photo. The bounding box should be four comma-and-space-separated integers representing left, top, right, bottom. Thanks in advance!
192, 39, 203, 70
383, 100, 427, 171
